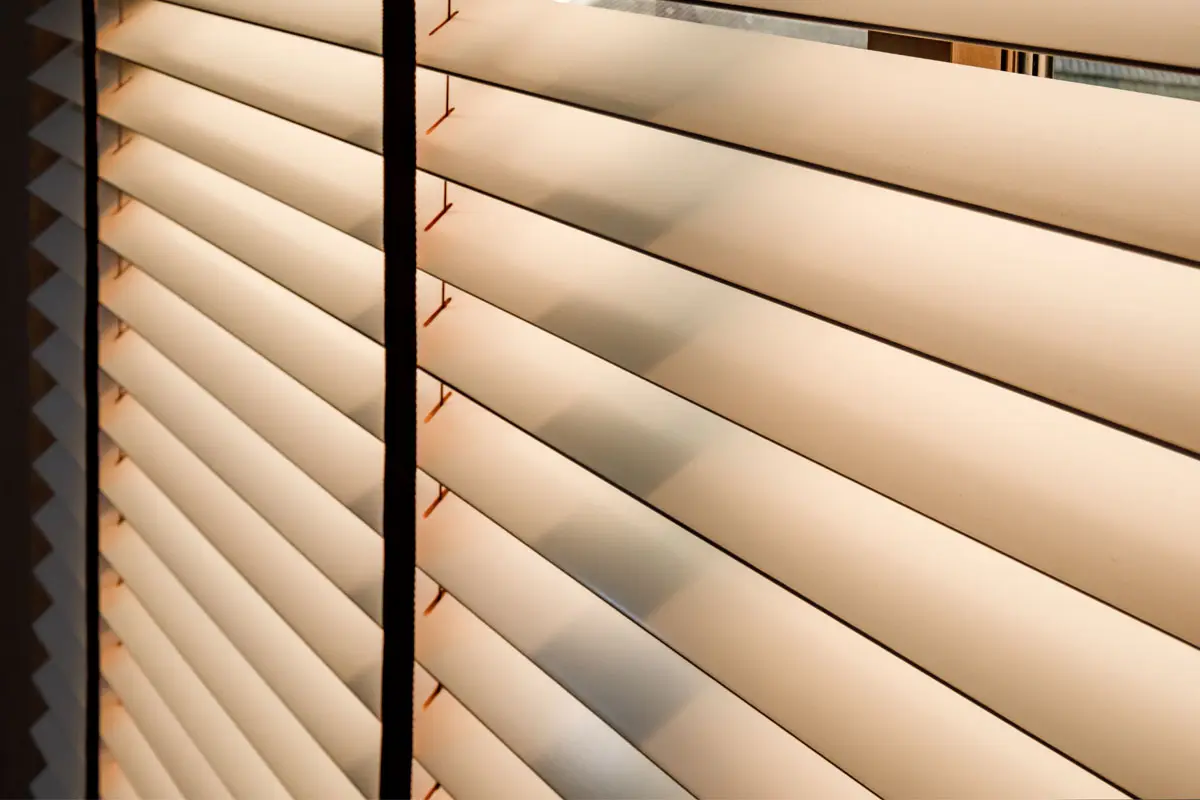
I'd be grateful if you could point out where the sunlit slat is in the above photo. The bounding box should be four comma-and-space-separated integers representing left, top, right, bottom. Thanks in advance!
415, 281, 1200, 799
417, 0, 1200, 266
101, 640, 234, 800
100, 691, 185, 800
99, 64, 382, 247
413, 571, 692, 800
100, 199, 385, 437
416, 182, 1200, 645
99, 520, 367, 799
411, 760, 450, 800
412, 663, 560, 800
152, 0, 382, 54
99, 444, 382, 782
100, 266, 384, 529
418, 444, 1124, 798
100, 133, 384, 341
101, 0, 381, 149
101, 388, 382, 711
99, 581, 292, 799
99, 329, 382, 619
100, 747, 142, 800
414, 72, 1200, 456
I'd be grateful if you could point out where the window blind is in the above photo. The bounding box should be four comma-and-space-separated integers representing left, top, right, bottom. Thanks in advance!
415, 1, 1200, 798
56, 0, 389, 796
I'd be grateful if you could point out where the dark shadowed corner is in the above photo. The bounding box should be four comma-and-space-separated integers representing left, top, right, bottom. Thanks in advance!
0, 1, 41, 797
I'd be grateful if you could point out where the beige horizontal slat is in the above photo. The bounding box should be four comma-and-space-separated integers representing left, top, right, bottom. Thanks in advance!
99, 451, 381, 792
30, 102, 83, 166
101, 389, 383, 709
102, 639, 235, 800
99, 63, 382, 247
100, 747, 142, 800
416, 180, 1200, 646
100, 132, 384, 342
415, 500, 873, 798
415, 280, 1200, 799
34, 331, 83, 405
29, 44, 83, 104
101, 387, 383, 713
100, 265, 384, 530
413, 571, 694, 800
100, 579, 292, 799
163, 0, 382, 54
411, 760, 451, 800
101, 198, 384, 437
414, 71, 1200, 456
33, 217, 85, 287
99, 328, 382, 619
99, 518, 366, 799
101, 692, 185, 800
418, 0, 1200, 264
411, 663, 561, 800
101, 0, 382, 148
416, 410, 1123, 800
712, 0, 1200, 70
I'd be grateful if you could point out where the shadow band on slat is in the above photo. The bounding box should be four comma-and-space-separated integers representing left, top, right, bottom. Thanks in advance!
415, 159, 1200, 467
414, 264, 1200, 655
414, 364, 1132, 798
415, 465, 875, 797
